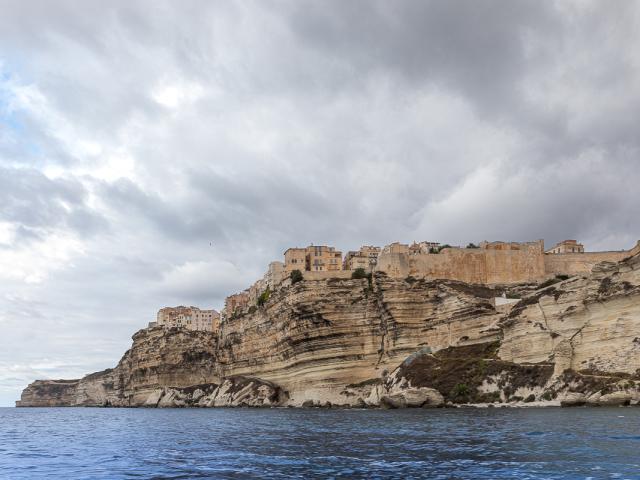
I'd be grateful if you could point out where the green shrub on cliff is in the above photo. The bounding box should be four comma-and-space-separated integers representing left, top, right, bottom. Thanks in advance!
257, 287, 271, 306
351, 268, 367, 279
451, 383, 470, 399
290, 269, 303, 284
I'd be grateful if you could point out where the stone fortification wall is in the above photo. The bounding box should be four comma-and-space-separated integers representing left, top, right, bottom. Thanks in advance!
302, 270, 352, 281
376, 243, 546, 285
377, 240, 640, 284
544, 251, 630, 276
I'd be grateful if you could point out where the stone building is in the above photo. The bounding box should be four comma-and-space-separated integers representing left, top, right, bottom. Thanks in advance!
545, 239, 585, 254
248, 278, 267, 305
265, 261, 285, 287
156, 306, 220, 332
344, 245, 381, 272
224, 291, 250, 318
284, 248, 307, 273
408, 241, 440, 254
284, 245, 343, 272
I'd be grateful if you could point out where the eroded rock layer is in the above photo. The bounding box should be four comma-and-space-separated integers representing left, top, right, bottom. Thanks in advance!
17, 253, 640, 408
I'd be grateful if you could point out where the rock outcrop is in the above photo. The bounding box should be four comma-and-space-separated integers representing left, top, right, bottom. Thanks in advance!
499, 254, 640, 375
17, 252, 640, 408
16, 380, 80, 407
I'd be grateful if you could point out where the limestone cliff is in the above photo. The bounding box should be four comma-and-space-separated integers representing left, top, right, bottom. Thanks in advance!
499, 256, 640, 375
17, 253, 640, 408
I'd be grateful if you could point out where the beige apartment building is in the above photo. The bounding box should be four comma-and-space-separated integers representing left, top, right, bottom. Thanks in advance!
343, 245, 381, 272
284, 248, 307, 273
545, 239, 585, 254
156, 306, 220, 332
284, 245, 343, 272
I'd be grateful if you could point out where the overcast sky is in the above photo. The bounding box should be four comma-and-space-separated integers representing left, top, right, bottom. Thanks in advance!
1, 0, 639, 406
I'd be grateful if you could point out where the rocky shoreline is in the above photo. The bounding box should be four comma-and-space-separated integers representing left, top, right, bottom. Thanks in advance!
17, 251, 640, 409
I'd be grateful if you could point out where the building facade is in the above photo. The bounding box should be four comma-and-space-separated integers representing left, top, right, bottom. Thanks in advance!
284, 245, 343, 272
284, 248, 307, 273
344, 245, 381, 272
307, 245, 342, 271
408, 241, 440, 254
265, 261, 285, 288
156, 306, 220, 332
545, 240, 585, 254
223, 291, 250, 318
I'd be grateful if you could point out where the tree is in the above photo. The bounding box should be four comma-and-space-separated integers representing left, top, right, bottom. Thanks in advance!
290, 269, 303, 284
466, 243, 479, 249
351, 267, 367, 279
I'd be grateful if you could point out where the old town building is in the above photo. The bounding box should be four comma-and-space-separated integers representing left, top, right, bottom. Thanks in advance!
545, 239, 585, 254
343, 245, 381, 272
284, 245, 343, 272
156, 306, 220, 332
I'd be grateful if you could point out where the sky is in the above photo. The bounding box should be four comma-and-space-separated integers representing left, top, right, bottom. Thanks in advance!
1, 0, 639, 406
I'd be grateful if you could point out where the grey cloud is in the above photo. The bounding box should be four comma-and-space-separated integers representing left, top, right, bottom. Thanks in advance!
285, 1, 559, 109
0, 167, 107, 239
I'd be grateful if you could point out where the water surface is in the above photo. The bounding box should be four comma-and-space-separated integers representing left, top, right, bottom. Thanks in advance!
1, 407, 639, 479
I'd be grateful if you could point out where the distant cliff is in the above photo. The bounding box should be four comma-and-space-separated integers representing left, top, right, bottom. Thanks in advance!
18, 252, 640, 408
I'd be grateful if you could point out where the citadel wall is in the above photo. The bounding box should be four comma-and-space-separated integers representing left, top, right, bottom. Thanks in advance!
301, 270, 352, 281
544, 245, 639, 275
376, 240, 640, 284
376, 241, 546, 284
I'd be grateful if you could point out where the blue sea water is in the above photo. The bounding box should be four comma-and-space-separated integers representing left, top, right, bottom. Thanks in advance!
0, 407, 639, 479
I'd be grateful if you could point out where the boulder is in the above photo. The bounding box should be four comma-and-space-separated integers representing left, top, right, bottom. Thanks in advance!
354, 398, 367, 408
380, 393, 407, 409
143, 389, 164, 407
191, 389, 205, 401
157, 390, 177, 407
560, 392, 587, 407
421, 389, 445, 408
381, 388, 444, 409
596, 391, 632, 406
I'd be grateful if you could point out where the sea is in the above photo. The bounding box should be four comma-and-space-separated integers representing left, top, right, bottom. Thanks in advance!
0, 407, 639, 479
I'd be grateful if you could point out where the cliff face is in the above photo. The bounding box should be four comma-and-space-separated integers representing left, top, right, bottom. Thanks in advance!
16, 380, 80, 407
215, 275, 504, 405
18, 328, 220, 407
499, 257, 640, 376
17, 253, 640, 408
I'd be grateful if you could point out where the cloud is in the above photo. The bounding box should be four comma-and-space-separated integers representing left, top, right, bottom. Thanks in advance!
0, 0, 639, 405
